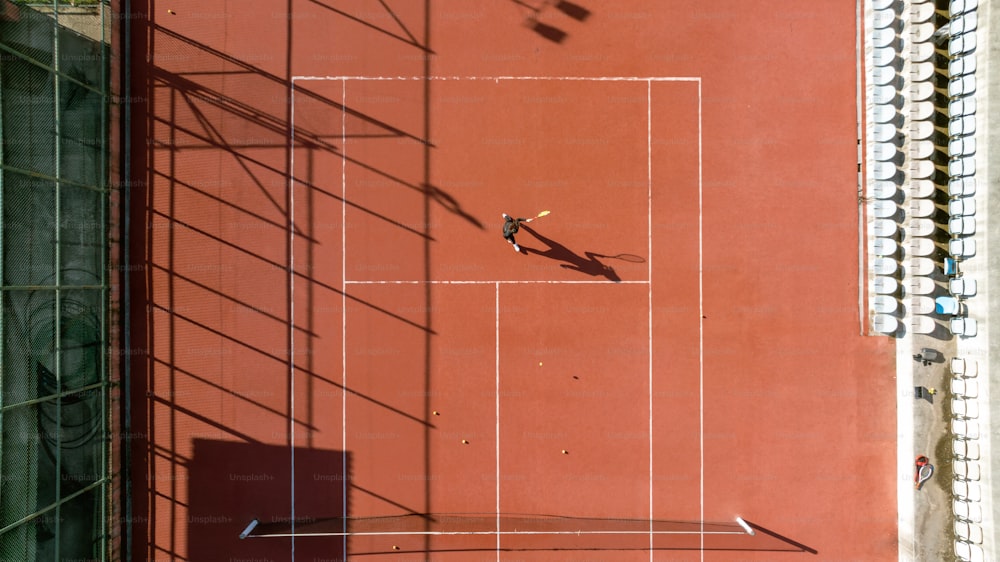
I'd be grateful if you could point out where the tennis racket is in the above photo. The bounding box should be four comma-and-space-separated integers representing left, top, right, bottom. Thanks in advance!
526, 210, 550, 222
915, 464, 933, 490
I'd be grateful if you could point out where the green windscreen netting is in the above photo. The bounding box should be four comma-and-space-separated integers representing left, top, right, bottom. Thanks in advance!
0, 1, 113, 560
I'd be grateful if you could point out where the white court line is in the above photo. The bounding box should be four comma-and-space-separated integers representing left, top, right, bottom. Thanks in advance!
698, 78, 705, 561
340, 77, 349, 558
343, 280, 648, 285
293, 75, 700, 82
495, 282, 501, 561
647, 78, 654, 559
288, 76, 297, 562
291, 75, 706, 558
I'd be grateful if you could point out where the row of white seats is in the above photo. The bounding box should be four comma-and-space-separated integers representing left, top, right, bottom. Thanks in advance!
871, 0, 914, 181
870, 0, 979, 342
943, 0, 979, 343
869, 1, 937, 329
873, 291, 975, 314
951, 357, 983, 556
867, 0, 907, 316
944, 3, 983, 558
873, 290, 978, 334
877, 2, 981, 337
950, 357, 983, 560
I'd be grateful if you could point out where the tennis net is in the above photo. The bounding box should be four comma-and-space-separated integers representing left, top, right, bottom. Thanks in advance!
244, 513, 745, 538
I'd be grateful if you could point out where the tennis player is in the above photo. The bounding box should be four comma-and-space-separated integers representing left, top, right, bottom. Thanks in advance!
502, 213, 532, 252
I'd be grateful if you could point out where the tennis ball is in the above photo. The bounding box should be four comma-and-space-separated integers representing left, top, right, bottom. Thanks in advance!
539, 362, 543, 366
462, 439, 469, 444
561, 449, 569, 454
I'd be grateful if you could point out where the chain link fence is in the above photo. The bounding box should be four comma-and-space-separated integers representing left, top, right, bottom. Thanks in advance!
0, 1, 114, 560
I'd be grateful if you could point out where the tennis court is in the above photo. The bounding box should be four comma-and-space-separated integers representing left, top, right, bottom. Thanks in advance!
128, 1, 897, 560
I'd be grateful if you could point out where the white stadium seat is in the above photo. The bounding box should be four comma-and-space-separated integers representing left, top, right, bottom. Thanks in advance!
956, 521, 983, 544
873, 85, 897, 105
949, 115, 976, 137
954, 499, 982, 522
955, 540, 985, 562
950, 278, 977, 298
949, 238, 976, 258
952, 479, 981, 501
873, 46, 896, 67
954, 459, 980, 480
948, 75, 976, 98
948, 197, 975, 216
948, 157, 976, 179
951, 379, 979, 399
952, 12, 978, 34
949, 136, 976, 157
912, 3, 935, 23
874, 27, 896, 48
911, 120, 934, 139
953, 439, 979, 460
951, 0, 978, 17
949, 96, 976, 117
872, 9, 896, 29
950, 317, 978, 338
950, 33, 976, 57
948, 177, 975, 197
948, 216, 975, 237
949, 55, 977, 78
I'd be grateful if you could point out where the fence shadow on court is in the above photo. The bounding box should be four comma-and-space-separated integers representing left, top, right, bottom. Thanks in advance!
125, 0, 644, 561
127, 3, 454, 559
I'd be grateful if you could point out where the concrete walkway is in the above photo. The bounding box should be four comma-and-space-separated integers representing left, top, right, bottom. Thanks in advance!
888, 1, 996, 561
973, 1, 996, 558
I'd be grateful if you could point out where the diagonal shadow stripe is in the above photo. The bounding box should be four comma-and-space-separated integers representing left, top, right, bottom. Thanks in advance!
152, 27, 432, 144
305, 0, 433, 53
149, 212, 435, 334
150, 117, 436, 241
150, 356, 318, 430
376, 0, 419, 45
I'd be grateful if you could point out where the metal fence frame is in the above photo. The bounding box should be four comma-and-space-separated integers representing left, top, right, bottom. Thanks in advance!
0, 1, 117, 559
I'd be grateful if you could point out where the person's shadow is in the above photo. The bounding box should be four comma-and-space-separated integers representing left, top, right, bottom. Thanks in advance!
519, 225, 620, 282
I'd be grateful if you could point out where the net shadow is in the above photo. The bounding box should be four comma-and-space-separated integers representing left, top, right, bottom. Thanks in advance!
188, 439, 350, 562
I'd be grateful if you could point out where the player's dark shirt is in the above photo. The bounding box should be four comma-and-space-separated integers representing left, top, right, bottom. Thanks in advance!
503, 218, 523, 238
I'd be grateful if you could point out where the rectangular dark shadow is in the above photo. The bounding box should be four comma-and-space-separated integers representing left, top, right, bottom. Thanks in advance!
530, 20, 568, 43
188, 439, 349, 561
554, 0, 591, 21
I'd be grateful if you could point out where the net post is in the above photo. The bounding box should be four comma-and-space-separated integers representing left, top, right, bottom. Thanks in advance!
239, 519, 260, 539
734, 516, 754, 536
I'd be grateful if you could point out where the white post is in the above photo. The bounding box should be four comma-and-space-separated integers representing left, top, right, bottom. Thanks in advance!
735, 517, 755, 536
239, 519, 260, 540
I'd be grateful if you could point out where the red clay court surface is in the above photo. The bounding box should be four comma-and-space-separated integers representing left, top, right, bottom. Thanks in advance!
128, 1, 897, 560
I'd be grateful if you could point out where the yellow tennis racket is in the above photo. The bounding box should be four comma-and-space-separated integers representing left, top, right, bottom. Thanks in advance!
527, 210, 550, 222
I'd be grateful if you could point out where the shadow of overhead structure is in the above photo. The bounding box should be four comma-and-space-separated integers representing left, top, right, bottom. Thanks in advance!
509, 0, 591, 43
